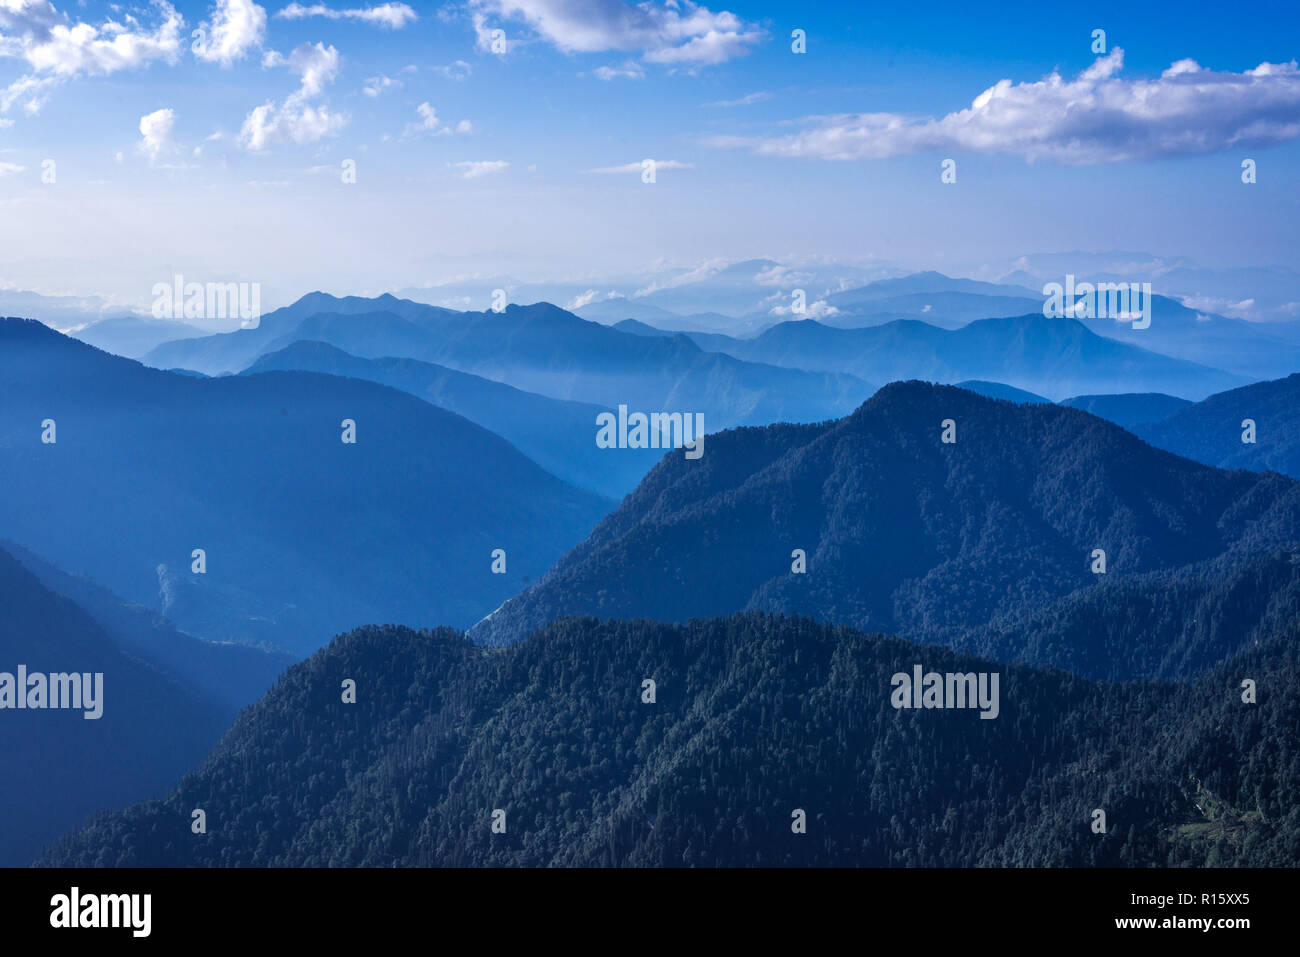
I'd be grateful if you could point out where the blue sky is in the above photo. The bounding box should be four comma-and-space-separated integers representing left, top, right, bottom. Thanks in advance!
1, 0, 1298, 311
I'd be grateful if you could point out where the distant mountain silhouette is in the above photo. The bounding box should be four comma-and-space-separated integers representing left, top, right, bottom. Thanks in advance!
610, 318, 679, 337
73, 315, 205, 359
821, 291, 1039, 330
1135, 373, 1300, 479
575, 298, 683, 323
1059, 392, 1192, 428
0, 543, 228, 866
471, 381, 1300, 681
143, 292, 461, 375
38, 613, 1300, 867
830, 271, 1042, 303
954, 381, 1050, 404
0, 318, 609, 655
822, 273, 1041, 329
247, 340, 662, 498
149, 295, 875, 430
821, 271, 1298, 380
0, 288, 118, 329
679, 314, 1245, 401
1080, 294, 1299, 381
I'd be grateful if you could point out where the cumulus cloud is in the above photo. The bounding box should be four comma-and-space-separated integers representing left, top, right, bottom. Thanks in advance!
0, 0, 62, 39
452, 159, 509, 178
403, 101, 472, 137
0, 0, 184, 116
471, 0, 762, 66
362, 73, 400, 96
239, 42, 347, 150
0, 0, 189, 118
586, 158, 691, 173
276, 3, 416, 29
195, 0, 266, 66
709, 49, 1300, 164
138, 106, 177, 162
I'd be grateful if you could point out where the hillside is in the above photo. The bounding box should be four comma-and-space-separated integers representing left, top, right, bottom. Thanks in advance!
1135, 373, 1300, 479
1059, 392, 1192, 428
73, 315, 205, 359
0, 318, 610, 655
0, 544, 229, 866
37, 613, 1300, 867
246, 341, 662, 498
470, 381, 1300, 681
4, 540, 292, 712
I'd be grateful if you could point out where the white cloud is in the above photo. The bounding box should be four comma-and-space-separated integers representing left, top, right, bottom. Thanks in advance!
0, 73, 57, 115
14, 0, 184, 76
276, 3, 416, 29
0, 160, 26, 175
0, 0, 184, 118
362, 74, 400, 96
586, 158, 691, 173
239, 42, 347, 150
195, 0, 266, 67
261, 49, 284, 67
770, 299, 838, 318
407, 101, 440, 131
471, 0, 762, 66
453, 159, 509, 178
709, 49, 1300, 164
138, 106, 177, 162
566, 288, 613, 309
631, 256, 731, 296
704, 90, 771, 107
470, 12, 498, 53
433, 59, 471, 80
0, 0, 62, 39
403, 101, 472, 138
592, 60, 642, 81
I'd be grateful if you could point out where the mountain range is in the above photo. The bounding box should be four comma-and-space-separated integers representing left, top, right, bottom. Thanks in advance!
1135, 374, 1300, 479
143, 296, 875, 432
37, 613, 1300, 867
7, 263, 1300, 871
672, 314, 1246, 401
471, 381, 1300, 683
0, 543, 230, 867
73, 315, 206, 359
246, 340, 662, 498
0, 317, 610, 655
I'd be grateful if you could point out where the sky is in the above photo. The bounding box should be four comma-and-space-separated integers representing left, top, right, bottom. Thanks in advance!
1, 0, 1299, 312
